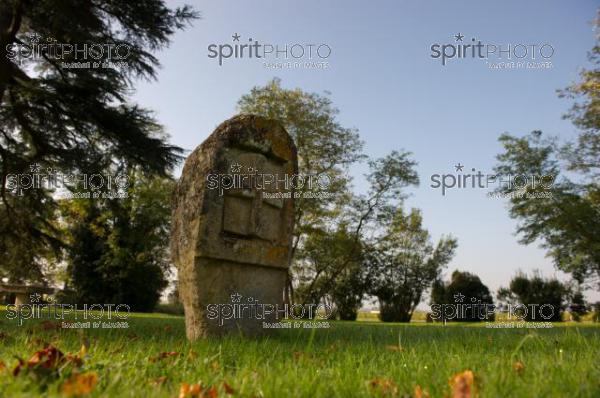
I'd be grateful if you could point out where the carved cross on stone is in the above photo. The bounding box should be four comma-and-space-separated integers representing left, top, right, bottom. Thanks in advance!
223, 187, 284, 242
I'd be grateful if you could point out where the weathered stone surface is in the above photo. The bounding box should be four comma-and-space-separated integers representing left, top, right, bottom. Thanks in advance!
171, 115, 297, 340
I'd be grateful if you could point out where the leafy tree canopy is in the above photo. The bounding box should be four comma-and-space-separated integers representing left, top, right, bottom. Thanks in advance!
0, 0, 198, 281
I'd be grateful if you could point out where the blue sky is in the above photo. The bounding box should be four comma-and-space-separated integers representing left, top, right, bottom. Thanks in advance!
134, 0, 599, 301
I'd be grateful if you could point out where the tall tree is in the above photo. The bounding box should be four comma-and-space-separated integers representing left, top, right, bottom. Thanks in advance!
0, 1, 197, 282
559, 11, 600, 178
431, 270, 494, 322
60, 172, 174, 311
293, 223, 364, 320
368, 208, 457, 322
294, 151, 420, 312
237, 78, 365, 301
495, 131, 600, 288
498, 272, 567, 322
237, 81, 425, 313
494, 15, 600, 290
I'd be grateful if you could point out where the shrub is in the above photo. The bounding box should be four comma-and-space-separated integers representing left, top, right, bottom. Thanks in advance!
431, 270, 494, 322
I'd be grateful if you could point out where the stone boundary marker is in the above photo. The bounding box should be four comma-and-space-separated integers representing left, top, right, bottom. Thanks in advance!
171, 115, 297, 340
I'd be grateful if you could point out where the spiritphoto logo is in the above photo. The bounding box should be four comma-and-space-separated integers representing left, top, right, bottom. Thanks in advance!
430, 163, 555, 197
430, 33, 554, 69
5, 293, 130, 328
430, 292, 556, 326
206, 162, 335, 199
6, 33, 131, 69
207, 33, 331, 69
3, 163, 129, 199
206, 292, 334, 327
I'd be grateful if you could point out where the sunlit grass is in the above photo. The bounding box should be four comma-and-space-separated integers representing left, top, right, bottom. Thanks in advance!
0, 307, 599, 397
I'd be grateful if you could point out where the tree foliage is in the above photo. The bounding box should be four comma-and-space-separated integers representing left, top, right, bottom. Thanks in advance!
0, 0, 197, 282
235, 80, 454, 318
292, 224, 364, 320
60, 173, 174, 311
297, 151, 420, 315
237, 78, 364, 255
559, 12, 600, 178
431, 270, 494, 322
494, 19, 600, 289
237, 79, 367, 305
498, 272, 567, 322
368, 208, 457, 322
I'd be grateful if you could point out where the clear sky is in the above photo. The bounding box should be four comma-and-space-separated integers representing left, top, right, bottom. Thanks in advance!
134, 0, 600, 302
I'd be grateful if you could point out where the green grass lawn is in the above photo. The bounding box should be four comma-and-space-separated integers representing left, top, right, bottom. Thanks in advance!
1, 307, 599, 397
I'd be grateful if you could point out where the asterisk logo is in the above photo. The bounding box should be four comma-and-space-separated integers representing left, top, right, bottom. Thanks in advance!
30, 293, 41, 303
230, 292, 242, 303
232, 33, 241, 42
28, 33, 42, 43
453, 293, 465, 303
30, 163, 41, 173
454, 33, 465, 42
230, 163, 242, 173
454, 163, 464, 172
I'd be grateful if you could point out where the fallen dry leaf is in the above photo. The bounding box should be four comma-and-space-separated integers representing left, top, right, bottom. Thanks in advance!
27, 345, 65, 369
205, 386, 218, 398
179, 383, 203, 398
178, 382, 225, 398
513, 361, 525, 374
65, 353, 84, 368
414, 385, 430, 398
223, 381, 235, 395
369, 378, 398, 396
12, 345, 86, 377
449, 370, 477, 398
12, 359, 24, 377
61, 372, 98, 396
